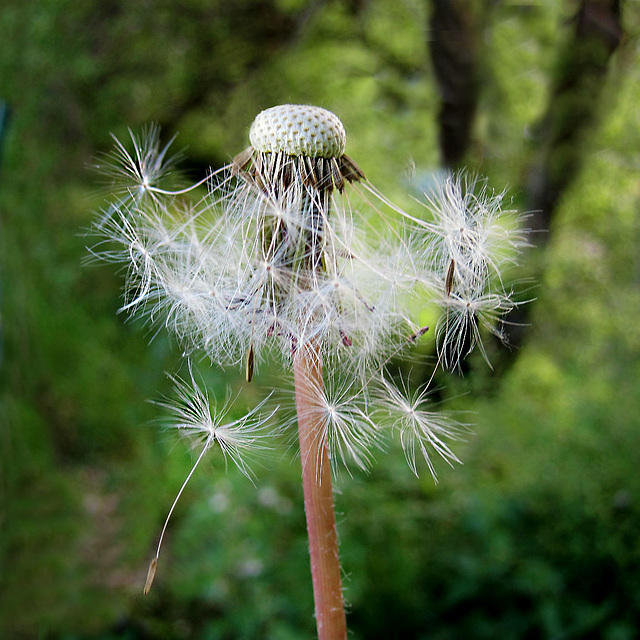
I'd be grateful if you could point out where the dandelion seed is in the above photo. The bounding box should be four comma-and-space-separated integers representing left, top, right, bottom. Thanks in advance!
246, 343, 255, 382
144, 557, 158, 596
96, 125, 182, 212
408, 325, 429, 343
376, 375, 467, 479
438, 289, 516, 369
157, 369, 275, 478
288, 366, 383, 476
445, 259, 455, 296
142, 367, 276, 593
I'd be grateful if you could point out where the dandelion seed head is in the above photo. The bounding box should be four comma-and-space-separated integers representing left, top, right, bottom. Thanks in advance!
92, 110, 528, 485
249, 104, 346, 158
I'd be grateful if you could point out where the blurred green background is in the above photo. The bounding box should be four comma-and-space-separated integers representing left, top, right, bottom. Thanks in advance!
2, 1, 640, 638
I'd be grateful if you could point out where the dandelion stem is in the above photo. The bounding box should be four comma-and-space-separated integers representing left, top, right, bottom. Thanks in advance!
293, 341, 347, 640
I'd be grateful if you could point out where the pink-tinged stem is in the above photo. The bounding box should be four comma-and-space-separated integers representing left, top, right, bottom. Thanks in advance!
293, 342, 347, 640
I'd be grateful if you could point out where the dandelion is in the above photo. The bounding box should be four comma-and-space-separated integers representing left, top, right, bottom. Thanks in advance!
91, 104, 526, 639
144, 367, 275, 594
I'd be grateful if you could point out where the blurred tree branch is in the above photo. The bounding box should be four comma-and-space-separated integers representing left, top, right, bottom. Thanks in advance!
428, 0, 481, 168
497, 0, 623, 371
526, 0, 622, 241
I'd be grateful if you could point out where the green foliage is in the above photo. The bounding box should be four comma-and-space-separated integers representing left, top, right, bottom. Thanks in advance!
2, 0, 640, 638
